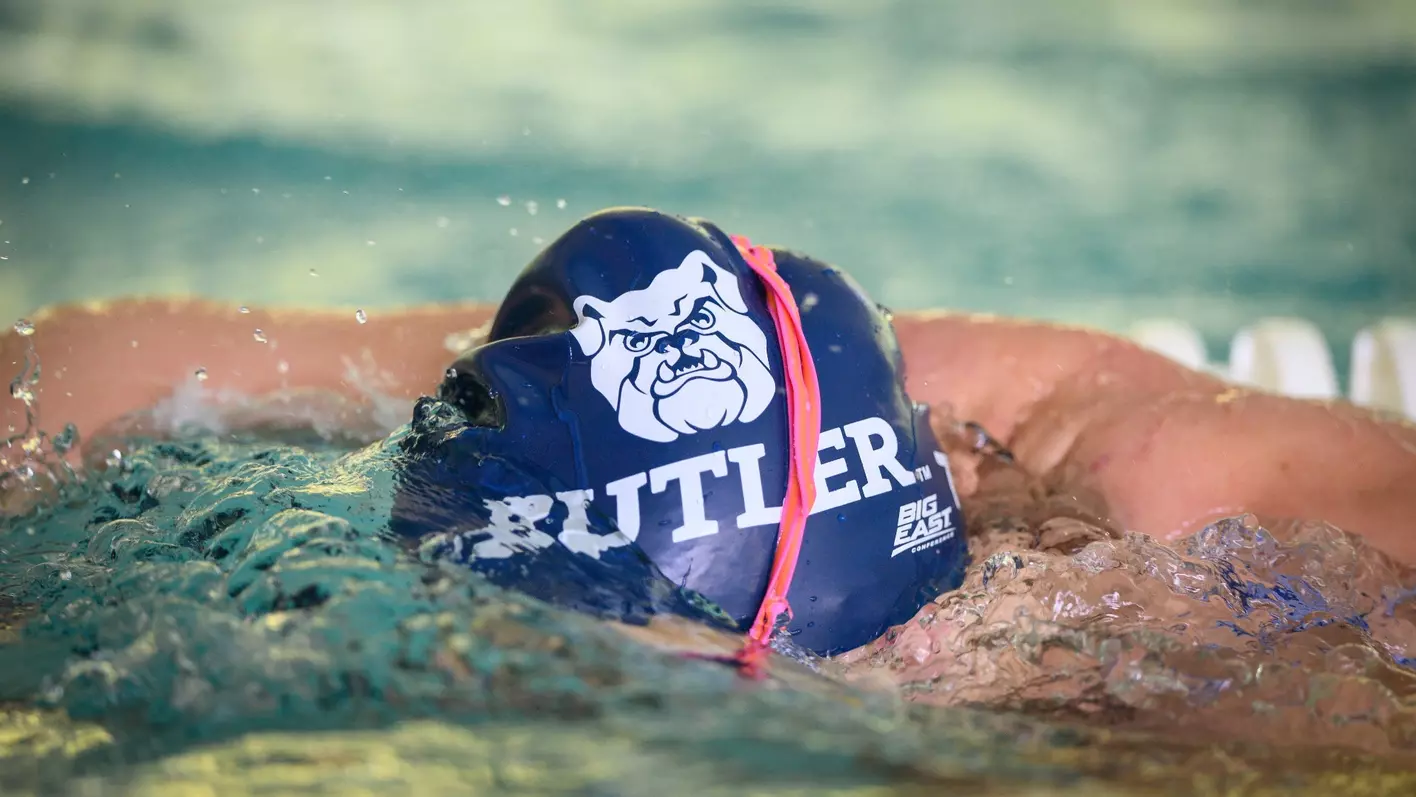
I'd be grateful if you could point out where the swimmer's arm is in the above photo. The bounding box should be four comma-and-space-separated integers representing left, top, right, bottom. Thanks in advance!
0, 299, 492, 465
5, 300, 1415, 564
897, 313, 1416, 563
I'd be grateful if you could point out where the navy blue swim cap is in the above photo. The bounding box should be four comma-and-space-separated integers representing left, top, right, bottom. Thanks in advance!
391, 208, 967, 655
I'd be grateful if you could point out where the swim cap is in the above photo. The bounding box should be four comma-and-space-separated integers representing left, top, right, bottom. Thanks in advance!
391, 208, 967, 656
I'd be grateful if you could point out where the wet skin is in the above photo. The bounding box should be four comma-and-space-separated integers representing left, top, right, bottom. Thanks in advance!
3, 299, 1415, 572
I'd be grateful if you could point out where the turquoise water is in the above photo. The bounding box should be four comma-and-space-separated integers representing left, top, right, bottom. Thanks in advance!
2, 1, 1415, 380
0, 429, 1099, 794
4, 399, 1416, 793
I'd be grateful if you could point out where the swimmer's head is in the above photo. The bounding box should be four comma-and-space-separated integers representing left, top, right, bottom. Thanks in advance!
392, 207, 968, 656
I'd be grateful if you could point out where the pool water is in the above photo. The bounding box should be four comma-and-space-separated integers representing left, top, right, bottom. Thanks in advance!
3, 388, 1416, 795
2, 1, 1415, 379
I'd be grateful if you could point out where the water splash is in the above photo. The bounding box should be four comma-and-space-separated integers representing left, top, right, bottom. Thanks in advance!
2, 319, 82, 497
3, 426, 1416, 791
840, 506, 1416, 752
0, 433, 1105, 794
1, 376, 1414, 788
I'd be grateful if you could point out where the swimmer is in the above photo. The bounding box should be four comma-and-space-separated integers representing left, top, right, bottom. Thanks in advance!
394, 209, 970, 663
4, 207, 1415, 667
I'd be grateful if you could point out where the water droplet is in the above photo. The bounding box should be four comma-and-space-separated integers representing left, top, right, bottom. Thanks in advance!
59, 570, 72, 581
309, 268, 319, 277
253, 329, 267, 343
532, 236, 544, 245
809, 595, 818, 602
366, 240, 376, 246
13, 318, 34, 336
238, 306, 250, 314
10, 379, 33, 403
556, 198, 567, 209
525, 200, 539, 215
801, 293, 819, 312
509, 227, 519, 237
194, 367, 208, 381
276, 360, 289, 374
20, 176, 29, 185
711, 441, 723, 451
836, 512, 846, 522
436, 216, 450, 228
52, 424, 78, 455
355, 309, 367, 324
496, 195, 512, 207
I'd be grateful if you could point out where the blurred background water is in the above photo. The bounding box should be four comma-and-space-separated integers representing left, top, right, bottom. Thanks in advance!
1, 0, 1414, 380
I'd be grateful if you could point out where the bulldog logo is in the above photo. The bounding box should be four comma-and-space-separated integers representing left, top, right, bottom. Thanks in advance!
570, 250, 776, 442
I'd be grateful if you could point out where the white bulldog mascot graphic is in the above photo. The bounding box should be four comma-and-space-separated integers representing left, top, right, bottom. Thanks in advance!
569, 250, 776, 442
